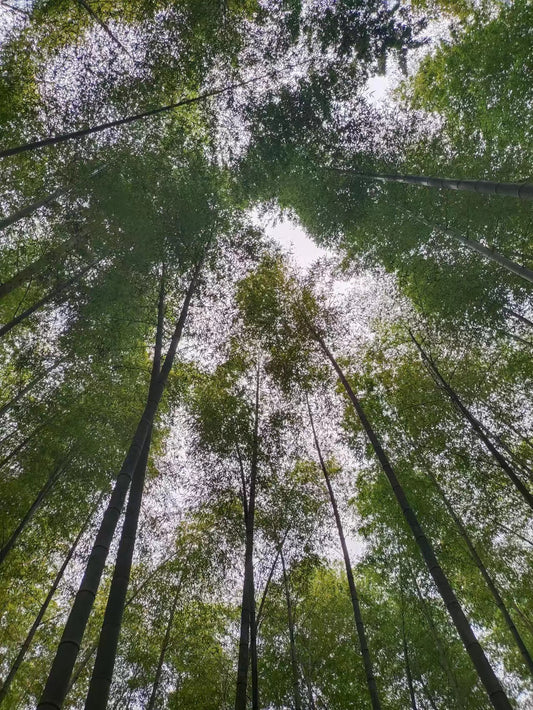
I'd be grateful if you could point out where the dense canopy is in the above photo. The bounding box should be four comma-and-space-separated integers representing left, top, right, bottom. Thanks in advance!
0, 1, 532, 709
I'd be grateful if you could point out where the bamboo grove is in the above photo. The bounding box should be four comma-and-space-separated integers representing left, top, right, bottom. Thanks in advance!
0, 0, 532, 708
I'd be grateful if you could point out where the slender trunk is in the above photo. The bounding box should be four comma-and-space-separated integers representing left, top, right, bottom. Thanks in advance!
66, 555, 173, 700
38, 264, 200, 710
281, 550, 302, 710
306, 396, 381, 710
0, 165, 104, 233
65, 643, 96, 699
0, 423, 45, 470
409, 332, 533, 511
0, 187, 64, 231
327, 167, 533, 200
255, 528, 289, 629
419, 676, 439, 710
504, 308, 533, 329
235, 366, 260, 710
0, 460, 65, 566
494, 522, 533, 549
401, 623, 418, 710
510, 602, 533, 637
84, 433, 152, 709
146, 579, 182, 710
250, 572, 259, 710
0, 359, 63, 419
74, 0, 130, 54
84, 268, 166, 709
65, 562, 160, 703
0, 70, 297, 159
480, 428, 533, 482
310, 328, 512, 710
499, 328, 533, 348
427, 470, 533, 678
0, 236, 80, 301
412, 213, 533, 284
0, 262, 95, 339
0, 498, 100, 705
304, 675, 316, 710
409, 567, 466, 709
398, 560, 418, 710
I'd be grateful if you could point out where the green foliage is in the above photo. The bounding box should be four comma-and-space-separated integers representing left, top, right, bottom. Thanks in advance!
1, 2, 533, 708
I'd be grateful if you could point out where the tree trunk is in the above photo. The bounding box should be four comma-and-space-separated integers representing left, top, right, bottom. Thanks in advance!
250, 573, 259, 710
412, 213, 533, 284
401, 621, 418, 710
409, 332, 533, 512
310, 327, 512, 710
0, 459, 66, 566
398, 559, 418, 710
0, 187, 64, 231
74, 0, 130, 54
0, 72, 287, 159
0, 358, 63, 419
83, 433, 152, 709
235, 366, 260, 710
419, 676, 439, 710
504, 308, 533, 329
0, 262, 95, 339
306, 395, 381, 710
427, 469, 533, 678
0, 497, 100, 705
65, 643, 96, 700
255, 529, 289, 630
328, 167, 533, 200
0, 422, 45, 470
84, 268, 166, 709
0, 165, 104, 233
281, 550, 302, 710
480, 428, 533, 483
410, 567, 464, 709
37, 264, 200, 710
146, 579, 182, 710
0, 236, 81, 301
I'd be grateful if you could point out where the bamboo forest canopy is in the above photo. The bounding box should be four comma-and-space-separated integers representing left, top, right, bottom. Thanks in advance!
0, 0, 532, 709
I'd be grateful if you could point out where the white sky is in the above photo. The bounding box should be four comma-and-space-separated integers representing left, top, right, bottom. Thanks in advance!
265, 217, 329, 268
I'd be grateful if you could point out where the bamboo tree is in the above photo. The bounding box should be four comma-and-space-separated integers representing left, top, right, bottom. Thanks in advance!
0, 236, 81, 301
146, 577, 183, 710
0, 261, 95, 340
327, 167, 533, 200
280, 549, 302, 710
409, 332, 533, 511
409, 566, 466, 709
306, 395, 382, 710
410, 212, 533, 285
398, 556, 418, 710
0, 459, 67, 566
37, 262, 201, 710
504, 308, 533, 329
84, 435, 152, 709
401, 608, 418, 710
0, 496, 101, 705
255, 529, 289, 629
308, 326, 512, 710
0, 423, 46, 471
0, 70, 296, 160
0, 187, 64, 232
0, 359, 63, 419
0, 165, 104, 234
235, 364, 260, 710
84, 267, 166, 709
425, 466, 533, 678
